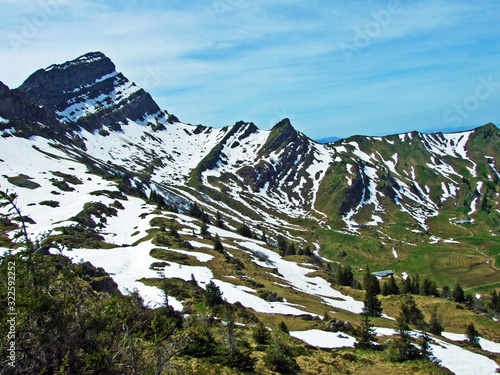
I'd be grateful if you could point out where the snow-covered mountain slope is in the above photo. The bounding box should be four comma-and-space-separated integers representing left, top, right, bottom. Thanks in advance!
1, 51, 500, 274
2, 52, 500, 373
4, 52, 500, 238
1, 136, 499, 375
0, 134, 363, 317
320, 126, 500, 231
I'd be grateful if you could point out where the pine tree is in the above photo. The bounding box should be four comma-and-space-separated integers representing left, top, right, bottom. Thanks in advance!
428, 309, 444, 336
489, 290, 499, 312
411, 274, 420, 295
452, 283, 465, 303
389, 300, 420, 362
200, 223, 209, 237
285, 243, 296, 256
355, 310, 377, 349
419, 330, 435, 361
382, 274, 399, 295
278, 321, 289, 334
189, 202, 201, 218
237, 223, 253, 238
303, 246, 312, 256
441, 285, 451, 299
213, 234, 224, 253
337, 265, 354, 287
169, 225, 180, 240
400, 275, 412, 294
421, 277, 433, 296
252, 321, 271, 345
277, 235, 288, 254
363, 267, 381, 296
205, 281, 224, 307
363, 268, 382, 317
215, 211, 225, 229
402, 295, 424, 326
465, 322, 480, 345
264, 332, 298, 374
363, 290, 383, 317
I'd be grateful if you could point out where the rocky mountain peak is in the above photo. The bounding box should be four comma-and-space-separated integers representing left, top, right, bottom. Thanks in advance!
16, 52, 163, 133
18, 52, 116, 108
0, 81, 9, 96
260, 118, 300, 155
0, 80, 72, 139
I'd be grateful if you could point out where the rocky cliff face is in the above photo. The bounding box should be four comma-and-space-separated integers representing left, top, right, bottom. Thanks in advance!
0, 81, 71, 139
18, 52, 163, 133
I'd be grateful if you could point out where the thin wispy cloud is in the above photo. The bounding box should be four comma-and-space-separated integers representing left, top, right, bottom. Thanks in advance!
1, 0, 499, 138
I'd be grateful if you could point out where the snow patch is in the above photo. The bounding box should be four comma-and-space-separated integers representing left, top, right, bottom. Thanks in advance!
291, 330, 356, 349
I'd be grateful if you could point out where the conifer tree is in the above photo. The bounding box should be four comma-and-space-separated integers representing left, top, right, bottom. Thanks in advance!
252, 321, 271, 345
264, 331, 298, 374
337, 265, 354, 287
411, 274, 420, 294
382, 274, 399, 295
355, 310, 377, 349
213, 234, 224, 253
278, 321, 290, 334
237, 222, 253, 238
363, 267, 381, 295
363, 292, 382, 317
421, 277, 433, 296
400, 275, 413, 294
419, 330, 435, 361
363, 267, 382, 317
205, 280, 224, 307
215, 211, 225, 229
441, 285, 451, 299
388, 300, 420, 361
303, 245, 312, 256
452, 283, 465, 303
285, 243, 296, 256
200, 223, 209, 237
277, 235, 288, 254
402, 295, 424, 326
465, 322, 480, 345
428, 309, 444, 336
489, 289, 500, 313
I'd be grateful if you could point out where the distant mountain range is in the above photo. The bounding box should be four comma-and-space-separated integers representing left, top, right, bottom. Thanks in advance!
315, 136, 342, 144
1, 51, 500, 293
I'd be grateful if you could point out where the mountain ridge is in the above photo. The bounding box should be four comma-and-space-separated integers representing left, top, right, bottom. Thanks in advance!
1, 52, 500, 374
1, 51, 499, 282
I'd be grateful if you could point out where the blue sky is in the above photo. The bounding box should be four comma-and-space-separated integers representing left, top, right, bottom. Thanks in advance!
1, 0, 500, 139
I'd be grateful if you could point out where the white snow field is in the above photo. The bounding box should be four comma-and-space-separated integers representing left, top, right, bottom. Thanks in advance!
442, 332, 500, 354
430, 337, 499, 375
289, 326, 500, 374
290, 329, 357, 349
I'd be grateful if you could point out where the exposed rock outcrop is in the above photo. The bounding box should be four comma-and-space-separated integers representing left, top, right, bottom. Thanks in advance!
18, 52, 163, 133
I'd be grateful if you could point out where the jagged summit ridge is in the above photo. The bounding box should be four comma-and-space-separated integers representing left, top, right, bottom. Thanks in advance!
20, 52, 115, 97
18, 51, 163, 132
